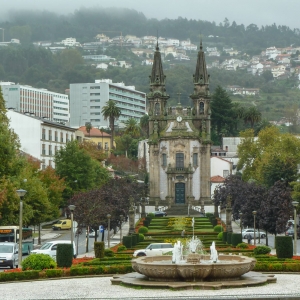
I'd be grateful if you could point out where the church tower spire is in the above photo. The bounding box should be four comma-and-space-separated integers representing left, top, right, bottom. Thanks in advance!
147, 42, 169, 137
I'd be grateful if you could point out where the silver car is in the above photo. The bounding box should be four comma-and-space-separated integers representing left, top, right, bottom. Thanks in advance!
0, 242, 19, 269
242, 228, 266, 239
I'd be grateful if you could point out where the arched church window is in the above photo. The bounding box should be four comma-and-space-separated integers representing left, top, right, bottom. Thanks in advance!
199, 102, 204, 114
155, 103, 160, 115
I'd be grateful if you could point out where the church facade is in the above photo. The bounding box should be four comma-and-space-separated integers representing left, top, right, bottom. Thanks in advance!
147, 42, 212, 212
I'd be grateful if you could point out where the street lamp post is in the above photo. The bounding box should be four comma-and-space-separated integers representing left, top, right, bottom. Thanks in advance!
107, 214, 111, 248
239, 212, 243, 235
253, 211, 257, 246
68, 205, 76, 258
16, 189, 27, 267
120, 215, 124, 243
292, 201, 298, 255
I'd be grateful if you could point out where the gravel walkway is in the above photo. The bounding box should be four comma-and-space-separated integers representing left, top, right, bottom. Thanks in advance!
0, 274, 300, 299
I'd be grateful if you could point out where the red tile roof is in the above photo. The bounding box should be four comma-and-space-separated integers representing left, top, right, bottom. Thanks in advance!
77, 126, 111, 137
211, 175, 225, 183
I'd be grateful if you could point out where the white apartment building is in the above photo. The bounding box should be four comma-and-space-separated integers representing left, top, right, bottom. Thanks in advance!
69, 79, 146, 128
7, 110, 76, 169
61, 37, 80, 47
0, 82, 70, 124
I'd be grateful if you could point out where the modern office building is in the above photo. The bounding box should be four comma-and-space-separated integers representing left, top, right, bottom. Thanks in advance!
0, 82, 70, 124
69, 79, 146, 128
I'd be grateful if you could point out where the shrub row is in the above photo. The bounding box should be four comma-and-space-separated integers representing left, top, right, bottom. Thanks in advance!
254, 262, 300, 272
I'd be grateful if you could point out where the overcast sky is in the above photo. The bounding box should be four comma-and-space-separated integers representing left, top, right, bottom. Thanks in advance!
1, 0, 300, 29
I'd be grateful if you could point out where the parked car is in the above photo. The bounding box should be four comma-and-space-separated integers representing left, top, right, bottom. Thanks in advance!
0, 242, 18, 269
31, 240, 77, 259
285, 228, 300, 239
133, 243, 173, 257
52, 219, 72, 230
242, 228, 266, 239
151, 211, 167, 217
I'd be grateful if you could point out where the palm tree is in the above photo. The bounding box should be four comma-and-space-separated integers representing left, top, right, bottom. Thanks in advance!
85, 122, 92, 137
244, 107, 262, 128
124, 118, 141, 138
101, 100, 121, 150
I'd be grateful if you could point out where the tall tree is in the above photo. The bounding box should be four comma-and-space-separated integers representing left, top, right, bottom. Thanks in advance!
140, 114, 149, 138
210, 86, 236, 144
101, 100, 121, 150
244, 107, 262, 128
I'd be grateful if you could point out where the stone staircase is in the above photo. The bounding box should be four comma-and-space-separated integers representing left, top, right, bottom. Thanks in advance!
164, 205, 203, 217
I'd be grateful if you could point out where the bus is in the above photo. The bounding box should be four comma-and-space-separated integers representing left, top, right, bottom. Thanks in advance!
0, 226, 34, 254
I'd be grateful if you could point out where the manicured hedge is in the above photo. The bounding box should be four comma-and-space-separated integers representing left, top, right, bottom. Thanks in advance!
57, 244, 73, 268
94, 242, 105, 259
227, 232, 232, 245
276, 236, 293, 259
231, 233, 242, 247
222, 232, 228, 243
0, 270, 40, 282
122, 236, 132, 248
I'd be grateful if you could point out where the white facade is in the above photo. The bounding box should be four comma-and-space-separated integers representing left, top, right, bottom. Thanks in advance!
69, 79, 146, 128
61, 37, 80, 47
0, 82, 70, 124
7, 110, 76, 169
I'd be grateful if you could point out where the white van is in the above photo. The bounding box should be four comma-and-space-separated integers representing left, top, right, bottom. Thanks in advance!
0, 242, 19, 268
31, 240, 76, 260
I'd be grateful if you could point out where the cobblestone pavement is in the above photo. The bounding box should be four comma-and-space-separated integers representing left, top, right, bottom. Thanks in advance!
0, 274, 300, 299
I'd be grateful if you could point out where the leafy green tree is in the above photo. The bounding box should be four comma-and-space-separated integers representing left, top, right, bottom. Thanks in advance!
237, 127, 300, 185
54, 141, 110, 202
85, 122, 92, 136
140, 114, 149, 137
101, 100, 121, 150
243, 107, 262, 128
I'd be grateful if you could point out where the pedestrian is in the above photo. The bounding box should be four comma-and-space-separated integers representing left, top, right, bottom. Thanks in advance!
247, 233, 252, 244
181, 229, 185, 237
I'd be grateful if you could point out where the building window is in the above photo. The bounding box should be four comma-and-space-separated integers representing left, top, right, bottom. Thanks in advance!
42, 129, 46, 140
60, 132, 63, 143
42, 144, 46, 155
55, 131, 58, 142
176, 153, 184, 169
193, 153, 198, 167
49, 130, 52, 141
66, 133, 69, 142
199, 102, 204, 114
105, 142, 109, 150
49, 145, 52, 156
98, 142, 102, 150
162, 153, 167, 167
223, 170, 229, 178
49, 160, 52, 167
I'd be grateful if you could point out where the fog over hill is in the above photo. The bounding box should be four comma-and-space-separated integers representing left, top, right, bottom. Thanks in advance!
1, 0, 300, 29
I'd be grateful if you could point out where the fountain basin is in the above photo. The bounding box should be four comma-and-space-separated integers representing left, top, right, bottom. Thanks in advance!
132, 254, 256, 282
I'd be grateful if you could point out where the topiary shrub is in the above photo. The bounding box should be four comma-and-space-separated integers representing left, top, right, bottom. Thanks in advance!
227, 232, 232, 245
122, 236, 132, 248
147, 213, 155, 219
94, 242, 105, 258
138, 233, 145, 242
138, 226, 148, 234
213, 225, 222, 233
211, 218, 217, 227
276, 236, 293, 259
205, 212, 213, 218
56, 244, 73, 268
117, 245, 127, 252
231, 233, 242, 247
222, 232, 228, 243
131, 233, 139, 246
236, 242, 249, 249
143, 219, 149, 227
22, 254, 56, 270
104, 249, 114, 257
253, 245, 271, 255
217, 232, 223, 240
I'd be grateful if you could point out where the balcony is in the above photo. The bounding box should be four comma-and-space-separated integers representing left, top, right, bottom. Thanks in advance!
166, 167, 193, 174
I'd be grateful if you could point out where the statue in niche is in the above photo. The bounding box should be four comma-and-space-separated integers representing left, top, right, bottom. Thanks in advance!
199, 102, 204, 114
155, 103, 160, 116
202, 120, 206, 132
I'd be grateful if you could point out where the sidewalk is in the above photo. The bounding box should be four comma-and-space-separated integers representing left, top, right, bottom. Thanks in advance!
77, 219, 131, 258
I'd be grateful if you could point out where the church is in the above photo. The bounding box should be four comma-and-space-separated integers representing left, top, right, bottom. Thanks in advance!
147, 42, 211, 213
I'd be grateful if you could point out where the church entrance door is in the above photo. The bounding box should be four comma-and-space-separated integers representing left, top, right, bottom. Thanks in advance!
175, 183, 185, 204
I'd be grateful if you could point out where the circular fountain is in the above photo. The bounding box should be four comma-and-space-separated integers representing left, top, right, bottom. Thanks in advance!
111, 239, 276, 289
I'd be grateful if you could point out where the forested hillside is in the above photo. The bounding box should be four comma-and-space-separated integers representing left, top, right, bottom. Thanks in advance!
1, 7, 300, 124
